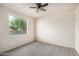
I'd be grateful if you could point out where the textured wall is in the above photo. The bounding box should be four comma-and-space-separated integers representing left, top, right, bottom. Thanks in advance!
0, 5, 35, 52
36, 4, 75, 48
75, 4, 79, 54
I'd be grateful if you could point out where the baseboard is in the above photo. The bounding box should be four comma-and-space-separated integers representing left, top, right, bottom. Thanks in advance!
2, 40, 35, 53
37, 40, 74, 49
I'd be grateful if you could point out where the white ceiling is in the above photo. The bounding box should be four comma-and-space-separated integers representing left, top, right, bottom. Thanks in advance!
1, 3, 78, 18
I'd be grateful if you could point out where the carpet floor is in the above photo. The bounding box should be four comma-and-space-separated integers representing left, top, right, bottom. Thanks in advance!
3, 41, 79, 56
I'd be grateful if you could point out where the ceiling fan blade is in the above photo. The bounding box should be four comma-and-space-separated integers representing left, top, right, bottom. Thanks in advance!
30, 7, 37, 8
41, 3, 48, 7
36, 3, 42, 7
41, 8, 46, 11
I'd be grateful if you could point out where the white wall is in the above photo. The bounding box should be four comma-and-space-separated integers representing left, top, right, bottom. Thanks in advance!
0, 4, 77, 53
75, 5, 79, 54
36, 5, 75, 48
0, 5, 35, 52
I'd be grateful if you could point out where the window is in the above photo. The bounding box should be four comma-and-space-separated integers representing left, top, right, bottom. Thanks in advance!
9, 15, 26, 35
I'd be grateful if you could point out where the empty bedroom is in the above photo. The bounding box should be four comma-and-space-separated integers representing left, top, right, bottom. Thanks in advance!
0, 3, 79, 56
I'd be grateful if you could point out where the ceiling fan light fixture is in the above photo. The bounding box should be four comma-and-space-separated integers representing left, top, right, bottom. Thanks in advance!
30, 3, 48, 12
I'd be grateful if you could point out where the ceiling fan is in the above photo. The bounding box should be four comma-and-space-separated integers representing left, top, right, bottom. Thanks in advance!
30, 3, 48, 12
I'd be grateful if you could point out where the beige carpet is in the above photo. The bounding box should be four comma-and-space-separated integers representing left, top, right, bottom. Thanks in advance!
3, 41, 79, 56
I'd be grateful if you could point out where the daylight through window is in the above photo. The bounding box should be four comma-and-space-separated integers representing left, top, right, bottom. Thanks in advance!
9, 16, 26, 35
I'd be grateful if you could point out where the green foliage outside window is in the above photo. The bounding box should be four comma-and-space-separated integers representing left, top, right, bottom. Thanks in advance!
9, 16, 26, 35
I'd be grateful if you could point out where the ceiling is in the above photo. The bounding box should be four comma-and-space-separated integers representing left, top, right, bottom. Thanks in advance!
1, 3, 78, 18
